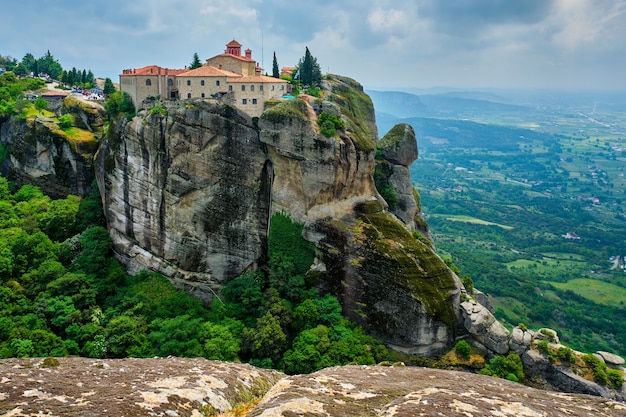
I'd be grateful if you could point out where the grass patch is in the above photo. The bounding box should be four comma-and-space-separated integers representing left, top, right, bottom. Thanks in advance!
546, 278, 626, 307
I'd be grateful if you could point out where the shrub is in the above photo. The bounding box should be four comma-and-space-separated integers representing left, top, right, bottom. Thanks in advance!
556, 346, 575, 363
518, 323, 528, 332
461, 275, 474, 295
58, 114, 75, 130
317, 112, 344, 137
454, 340, 471, 360
607, 369, 624, 389
480, 352, 524, 382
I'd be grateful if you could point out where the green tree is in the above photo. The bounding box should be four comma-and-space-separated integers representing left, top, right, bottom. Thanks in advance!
103, 78, 116, 97
296, 47, 322, 87
272, 51, 279, 78
105, 315, 150, 358
34, 97, 48, 114
190, 52, 202, 69
104, 91, 135, 120
248, 312, 287, 364
200, 322, 240, 361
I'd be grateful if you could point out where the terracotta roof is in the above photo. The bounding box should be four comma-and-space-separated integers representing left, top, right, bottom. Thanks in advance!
209, 53, 256, 63
178, 65, 241, 78
227, 39, 241, 47
226, 75, 288, 83
120, 65, 187, 76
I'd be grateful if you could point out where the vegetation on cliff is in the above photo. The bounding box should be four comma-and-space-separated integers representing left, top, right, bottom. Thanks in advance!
0, 180, 395, 372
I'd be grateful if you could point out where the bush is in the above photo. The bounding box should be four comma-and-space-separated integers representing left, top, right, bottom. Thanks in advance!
480, 352, 524, 382
455, 340, 471, 360
317, 112, 344, 137
58, 114, 75, 130
556, 346, 575, 363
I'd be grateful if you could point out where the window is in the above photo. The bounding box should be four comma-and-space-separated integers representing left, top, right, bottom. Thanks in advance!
229, 85, 233, 92
252, 98, 257, 105
242, 99, 247, 105
187, 93, 191, 98
259, 85, 263, 91
271, 85, 275, 91
250, 85, 255, 91
186, 80, 191, 86
216, 80, 220, 86
279, 85, 284, 90
201, 80, 205, 86
146, 79, 152, 86
241, 85, 245, 91
167, 79, 173, 86
201, 93, 205, 98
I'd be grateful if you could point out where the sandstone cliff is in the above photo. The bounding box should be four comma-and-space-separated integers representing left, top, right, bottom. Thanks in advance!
95, 75, 463, 356
1, 357, 623, 417
0, 95, 103, 198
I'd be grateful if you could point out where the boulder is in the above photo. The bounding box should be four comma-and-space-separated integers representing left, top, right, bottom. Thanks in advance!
509, 326, 534, 355
460, 300, 510, 355
597, 351, 625, 366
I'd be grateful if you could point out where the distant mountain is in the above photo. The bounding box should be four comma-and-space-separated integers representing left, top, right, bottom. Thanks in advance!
367, 90, 428, 118
367, 90, 529, 122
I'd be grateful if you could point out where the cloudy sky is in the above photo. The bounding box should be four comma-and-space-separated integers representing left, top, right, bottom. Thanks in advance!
2, 0, 626, 91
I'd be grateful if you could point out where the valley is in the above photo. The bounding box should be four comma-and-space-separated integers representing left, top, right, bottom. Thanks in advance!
371, 89, 626, 356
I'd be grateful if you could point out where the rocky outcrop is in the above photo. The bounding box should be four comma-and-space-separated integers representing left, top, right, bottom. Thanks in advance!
374, 123, 429, 235
96, 101, 269, 302
96, 76, 465, 355
0, 96, 103, 198
460, 299, 511, 355
1, 358, 623, 417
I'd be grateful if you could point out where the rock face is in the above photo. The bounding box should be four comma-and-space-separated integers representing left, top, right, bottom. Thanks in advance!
96, 75, 464, 354
0, 96, 103, 198
1, 358, 624, 417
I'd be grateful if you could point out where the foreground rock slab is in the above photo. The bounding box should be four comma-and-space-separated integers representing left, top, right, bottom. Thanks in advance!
0, 357, 282, 417
1, 358, 624, 416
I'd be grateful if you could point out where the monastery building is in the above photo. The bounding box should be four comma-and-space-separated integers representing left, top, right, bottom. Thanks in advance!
120, 40, 290, 118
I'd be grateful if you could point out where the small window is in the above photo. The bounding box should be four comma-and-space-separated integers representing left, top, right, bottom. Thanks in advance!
279, 85, 284, 90
201, 93, 205, 98
216, 80, 220, 86
241, 85, 246, 91
146, 79, 152, 86
259, 85, 263, 91
229, 85, 233, 92
201, 80, 205, 86
186, 80, 191, 86
252, 98, 257, 105
242, 99, 247, 105
187, 93, 191, 98
271, 85, 275, 91
250, 85, 255, 91
167, 79, 173, 86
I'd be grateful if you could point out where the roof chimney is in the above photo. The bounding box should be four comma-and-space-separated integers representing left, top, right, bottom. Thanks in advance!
245, 48, 252, 59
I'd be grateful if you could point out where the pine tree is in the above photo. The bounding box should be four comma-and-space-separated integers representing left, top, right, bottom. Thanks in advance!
190, 53, 202, 69
272, 51, 279, 78
297, 47, 322, 87
103, 78, 116, 97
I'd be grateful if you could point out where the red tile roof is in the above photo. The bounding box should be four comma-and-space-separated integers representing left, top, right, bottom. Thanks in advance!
210, 53, 256, 63
227, 39, 242, 47
178, 66, 241, 78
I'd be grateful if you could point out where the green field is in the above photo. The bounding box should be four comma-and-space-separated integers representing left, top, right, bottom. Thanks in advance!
546, 278, 626, 307
431, 214, 513, 230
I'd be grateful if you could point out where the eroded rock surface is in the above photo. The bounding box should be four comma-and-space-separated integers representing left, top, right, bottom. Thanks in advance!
2, 358, 623, 417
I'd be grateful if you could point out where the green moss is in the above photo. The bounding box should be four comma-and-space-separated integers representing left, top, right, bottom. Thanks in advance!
261, 99, 309, 124
325, 75, 376, 151
378, 123, 408, 149
358, 211, 458, 328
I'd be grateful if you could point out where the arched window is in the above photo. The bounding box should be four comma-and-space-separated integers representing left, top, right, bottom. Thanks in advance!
279, 85, 284, 90
229, 85, 233, 92
167, 78, 173, 86
241, 85, 246, 91
250, 85, 255, 91
216, 80, 220, 86
259, 85, 263, 91
146, 79, 152, 86
187, 80, 191, 86
201, 93, 205, 98
271, 85, 275, 91
201, 80, 205, 86
187, 93, 191, 98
